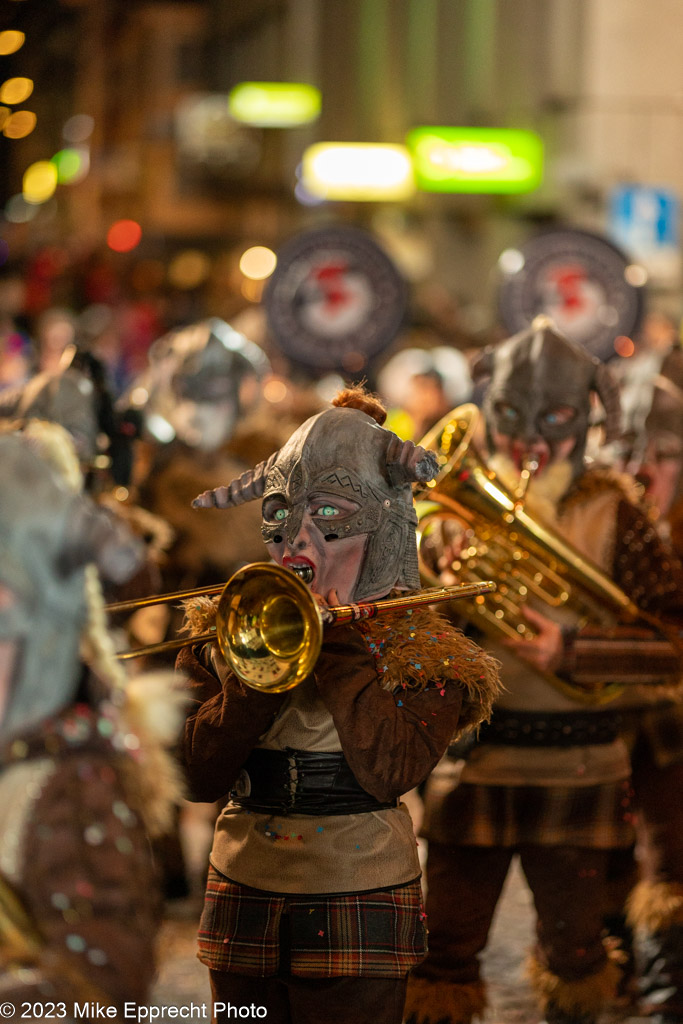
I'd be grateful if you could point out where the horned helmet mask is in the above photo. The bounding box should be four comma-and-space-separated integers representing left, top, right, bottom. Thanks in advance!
130, 318, 269, 451
474, 316, 621, 480
192, 391, 439, 601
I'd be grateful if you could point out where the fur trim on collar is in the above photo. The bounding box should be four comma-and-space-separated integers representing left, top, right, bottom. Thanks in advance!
357, 605, 502, 732
562, 465, 644, 512
181, 594, 221, 638
181, 596, 502, 735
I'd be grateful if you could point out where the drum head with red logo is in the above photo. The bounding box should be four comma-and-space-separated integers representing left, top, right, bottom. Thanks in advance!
497, 227, 646, 361
263, 225, 407, 373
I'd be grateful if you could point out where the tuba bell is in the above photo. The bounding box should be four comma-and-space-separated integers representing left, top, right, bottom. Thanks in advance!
415, 404, 642, 705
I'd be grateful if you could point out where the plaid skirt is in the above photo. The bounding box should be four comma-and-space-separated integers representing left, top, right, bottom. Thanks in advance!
197, 866, 428, 979
422, 777, 636, 849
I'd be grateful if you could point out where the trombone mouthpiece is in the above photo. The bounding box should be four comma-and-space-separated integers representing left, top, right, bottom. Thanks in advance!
291, 565, 314, 584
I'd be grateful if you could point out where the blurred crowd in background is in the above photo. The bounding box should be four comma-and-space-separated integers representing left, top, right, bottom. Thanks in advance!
1, 233, 681, 908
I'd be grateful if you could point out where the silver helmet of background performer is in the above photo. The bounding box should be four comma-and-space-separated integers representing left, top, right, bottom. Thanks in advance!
125, 318, 269, 451
474, 315, 622, 479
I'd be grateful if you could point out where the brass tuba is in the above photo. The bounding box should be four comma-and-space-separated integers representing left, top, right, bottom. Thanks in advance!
415, 404, 641, 704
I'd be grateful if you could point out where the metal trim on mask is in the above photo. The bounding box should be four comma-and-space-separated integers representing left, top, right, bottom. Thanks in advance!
262, 461, 391, 544
261, 497, 387, 544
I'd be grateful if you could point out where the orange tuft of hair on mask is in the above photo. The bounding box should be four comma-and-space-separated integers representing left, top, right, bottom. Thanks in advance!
332, 386, 387, 425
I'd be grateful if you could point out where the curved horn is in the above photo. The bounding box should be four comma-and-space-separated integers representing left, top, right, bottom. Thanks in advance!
593, 361, 622, 444
192, 451, 279, 509
385, 435, 440, 487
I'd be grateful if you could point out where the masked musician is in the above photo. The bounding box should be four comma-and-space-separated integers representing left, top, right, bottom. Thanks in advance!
179, 386, 501, 1024
0, 423, 186, 1014
123, 318, 273, 594
638, 334, 683, 549
404, 317, 683, 1024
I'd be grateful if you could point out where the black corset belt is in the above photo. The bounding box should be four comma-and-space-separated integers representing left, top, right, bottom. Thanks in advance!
229, 747, 397, 816
474, 708, 622, 748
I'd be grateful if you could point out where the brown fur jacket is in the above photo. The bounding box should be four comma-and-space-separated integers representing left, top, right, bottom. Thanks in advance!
178, 598, 502, 805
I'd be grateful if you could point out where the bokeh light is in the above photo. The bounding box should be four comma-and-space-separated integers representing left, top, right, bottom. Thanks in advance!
0, 77, 33, 105
614, 335, 635, 358
63, 113, 94, 143
5, 194, 38, 223
498, 248, 525, 274
240, 278, 265, 302
129, 387, 150, 408
301, 143, 415, 201
407, 126, 544, 194
3, 109, 36, 138
238, 245, 277, 280
23, 161, 58, 204
263, 378, 288, 404
168, 249, 212, 289
107, 219, 142, 253
341, 350, 367, 373
51, 147, 88, 183
624, 263, 648, 287
0, 31, 25, 56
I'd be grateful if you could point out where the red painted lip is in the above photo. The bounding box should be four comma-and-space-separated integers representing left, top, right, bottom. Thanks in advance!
511, 443, 548, 475
283, 556, 316, 572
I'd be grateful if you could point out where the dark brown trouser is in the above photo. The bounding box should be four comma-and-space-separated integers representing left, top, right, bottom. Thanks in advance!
631, 742, 683, 887
628, 740, 683, 1018
209, 969, 408, 1024
415, 842, 612, 986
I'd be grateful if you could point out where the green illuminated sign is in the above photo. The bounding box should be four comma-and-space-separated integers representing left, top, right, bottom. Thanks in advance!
406, 126, 543, 193
229, 82, 321, 127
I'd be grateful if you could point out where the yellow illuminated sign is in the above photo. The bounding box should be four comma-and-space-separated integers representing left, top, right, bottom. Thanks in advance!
301, 143, 415, 202
406, 126, 543, 193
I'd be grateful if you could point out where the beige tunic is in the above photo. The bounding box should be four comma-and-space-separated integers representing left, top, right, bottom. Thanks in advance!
459, 486, 631, 788
209, 667, 421, 894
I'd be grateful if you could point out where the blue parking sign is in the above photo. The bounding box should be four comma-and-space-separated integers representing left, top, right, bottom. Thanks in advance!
609, 184, 680, 252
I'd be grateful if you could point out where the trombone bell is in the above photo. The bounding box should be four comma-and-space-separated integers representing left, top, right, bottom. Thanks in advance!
216, 563, 323, 693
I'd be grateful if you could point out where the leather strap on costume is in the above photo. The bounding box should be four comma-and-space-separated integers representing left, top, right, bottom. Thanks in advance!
230, 748, 397, 816
474, 708, 621, 748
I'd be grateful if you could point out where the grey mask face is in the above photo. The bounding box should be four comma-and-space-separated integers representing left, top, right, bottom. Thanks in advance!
480, 321, 617, 477
260, 408, 421, 602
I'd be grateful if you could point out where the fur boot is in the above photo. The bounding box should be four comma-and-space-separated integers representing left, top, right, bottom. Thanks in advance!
526, 949, 622, 1023
403, 975, 486, 1024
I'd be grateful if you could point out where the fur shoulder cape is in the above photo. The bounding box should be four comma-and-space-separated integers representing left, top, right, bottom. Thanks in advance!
562, 464, 644, 512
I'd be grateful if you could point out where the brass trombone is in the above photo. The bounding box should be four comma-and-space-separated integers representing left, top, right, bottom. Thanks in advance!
110, 562, 496, 693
